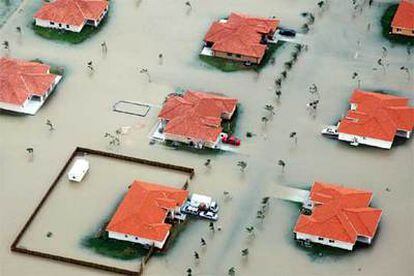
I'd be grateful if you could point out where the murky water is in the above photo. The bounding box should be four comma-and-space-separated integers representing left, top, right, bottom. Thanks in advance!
1, 0, 413, 276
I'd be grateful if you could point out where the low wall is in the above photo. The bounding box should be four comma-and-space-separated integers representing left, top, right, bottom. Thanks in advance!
10, 147, 194, 275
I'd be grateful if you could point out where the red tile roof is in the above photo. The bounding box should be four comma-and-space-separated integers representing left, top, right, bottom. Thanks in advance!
391, 0, 414, 30
0, 57, 59, 106
338, 89, 414, 141
106, 180, 188, 242
204, 13, 279, 59
34, 0, 109, 27
158, 90, 238, 143
294, 182, 382, 244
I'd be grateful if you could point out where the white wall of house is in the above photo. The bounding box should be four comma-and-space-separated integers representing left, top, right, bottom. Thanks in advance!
35, 18, 84, 32
338, 132, 393, 149
295, 232, 354, 250
164, 133, 219, 149
108, 230, 169, 249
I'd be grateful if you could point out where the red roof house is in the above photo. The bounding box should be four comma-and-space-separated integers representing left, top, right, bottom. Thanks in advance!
34, 0, 109, 32
391, 0, 414, 37
158, 90, 238, 148
106, 180, 188, 249
0, 57, 62, 114
294, 182, 382, 250
337, 89, 414, 149
204, 13, 279, 64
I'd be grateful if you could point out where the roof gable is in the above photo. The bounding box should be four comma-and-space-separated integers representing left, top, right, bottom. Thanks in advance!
204, 13, 279, 58
294, 182, 382, 244
0, 57, 58, 105
106, 181, 188, 242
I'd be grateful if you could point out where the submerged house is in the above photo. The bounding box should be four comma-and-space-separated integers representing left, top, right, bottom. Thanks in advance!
0, 57, 62, 115
157, 90, 238, 149
203, 13, 279, 64
294, 182, 382, 251
33, 0, 109, 33
391, 0, 414, 37
106, 180, 188, 249
335, 89, 414, 149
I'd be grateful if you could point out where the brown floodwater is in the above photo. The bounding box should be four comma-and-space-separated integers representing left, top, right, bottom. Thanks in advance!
1, 0, 413, 276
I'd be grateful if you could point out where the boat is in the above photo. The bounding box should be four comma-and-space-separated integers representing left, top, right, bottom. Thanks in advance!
68, 158, 89, 182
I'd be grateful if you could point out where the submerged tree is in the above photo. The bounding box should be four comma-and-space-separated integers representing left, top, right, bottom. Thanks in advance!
245, 226, 255, 236
261, 116, 269, 127
289, 131, 298, 144
237, 161, 247, 172
264, 104, 275, 115
46, 119, 55, 131
241, 248, 249, 257
228, 267, 236, 276
139, 68, 152, 82
400, 66, 411, 80
278, 160, 286, 172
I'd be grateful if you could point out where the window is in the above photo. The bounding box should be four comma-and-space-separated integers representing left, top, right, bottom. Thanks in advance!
66, 25, 70, 28
396, 28, 401, 32
58, 23, 62, 27
135, 237, 138, 240
124, 234, 128, 238
236, 54, 241, 58
318, 237, 324, 241
50, 21, 55, 25
329, 240, 335, 243
227, 53, 232, 57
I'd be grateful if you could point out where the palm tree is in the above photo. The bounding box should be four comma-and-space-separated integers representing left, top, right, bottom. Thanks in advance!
274, 78, 282, 87
301, 23, 310, 33
228, 267, 236, 276
275, 89, 282, 99
194, 251, 199, 260
289, 131, 298, 144
46, 119, 55, 131
264, 104, 275, 115
241, 248, 249, 257
16, 26, 21, 33
139, 68, 151, 82
158, 53, 163, 64
284, 61, 292, 70
223, 191, 232, 200
317, 1, 325, 8
2, 40, 9, 50
237, 161, 247, 172
209, 222, 215, 232
261, 116, 269, 127
101, 41, 107, 54
200, 238, 206, 246
278, 160, 286, 172
87, 61, 94, 72
204, 159, 211, 167
281, 71, 287, 79
245, 226, 255, 236
400, 66, 411, 80
186, 268, 192, 276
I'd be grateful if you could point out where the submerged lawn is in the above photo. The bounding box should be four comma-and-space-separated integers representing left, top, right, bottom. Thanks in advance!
200, 41, 285, 72
380, 4, 414, 46
32, 14, 109, 44
82, 232, 149, 260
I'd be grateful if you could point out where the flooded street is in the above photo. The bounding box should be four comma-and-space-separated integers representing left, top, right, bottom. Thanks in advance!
1, 0, 413, 275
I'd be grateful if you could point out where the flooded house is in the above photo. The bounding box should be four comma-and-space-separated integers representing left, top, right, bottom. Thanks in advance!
391, 0, 414, 37
0, 57, 62, 115
33, 0, 109, 33
324, 89, 414, 149
156, 90, 238, 149
106, 180, 188, 249
202, 13, 279, 64
294, 181, 382, 251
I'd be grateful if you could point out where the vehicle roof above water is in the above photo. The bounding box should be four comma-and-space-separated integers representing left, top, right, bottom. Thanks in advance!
190, 193, 212, 206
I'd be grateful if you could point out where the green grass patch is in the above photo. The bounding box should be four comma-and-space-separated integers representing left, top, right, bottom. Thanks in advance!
380, 4, 414, 46
82, 231, 149, 261
32, 11, 109, 44
199, 41, 285, 72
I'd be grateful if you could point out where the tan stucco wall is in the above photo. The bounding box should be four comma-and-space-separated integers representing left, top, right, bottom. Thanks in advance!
213, 51, 261, 64
391, 27, 414, 37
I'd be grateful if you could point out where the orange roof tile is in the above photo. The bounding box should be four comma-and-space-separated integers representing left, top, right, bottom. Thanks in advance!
391, 0, 414, 30
338, 89, 414, 141
294, 182, 382, 244
33, 0, 109, 27
106, 180, 188, 242
0, 57, 59, 106
158, 90, 238, 143
204, 13, 279, 59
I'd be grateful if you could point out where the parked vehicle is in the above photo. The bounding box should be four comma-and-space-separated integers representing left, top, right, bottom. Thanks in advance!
279, 29, 296, 37
221, 135, 241, 146
321, 126, 339, 137
181, 204, 199, 215
199, 211, 218, 221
